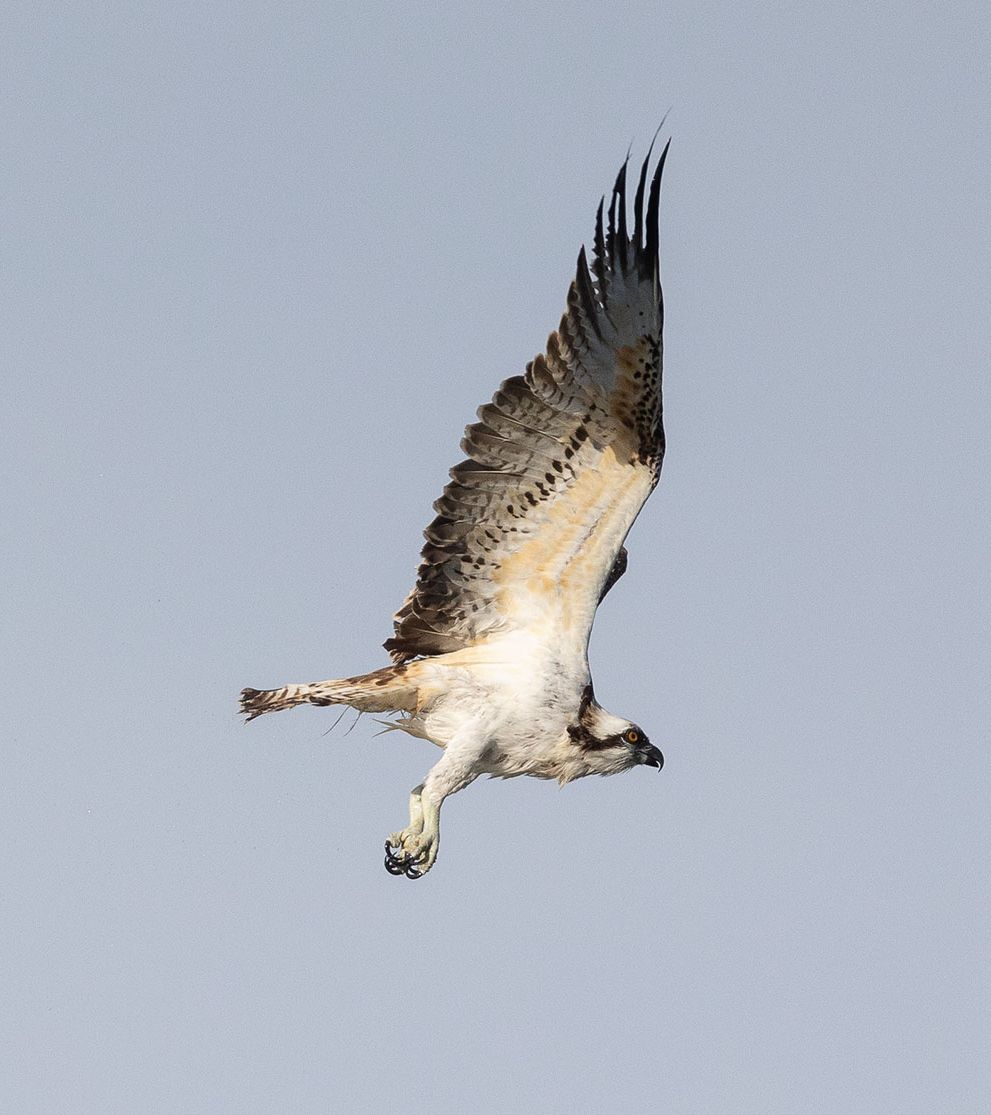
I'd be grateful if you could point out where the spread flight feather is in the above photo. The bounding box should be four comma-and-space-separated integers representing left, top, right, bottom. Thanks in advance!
386, 140, 669, 664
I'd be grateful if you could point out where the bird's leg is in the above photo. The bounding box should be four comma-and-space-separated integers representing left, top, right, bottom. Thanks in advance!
384, 753, 477, 879
384, 792, 440, 880
386, 784, 424, 849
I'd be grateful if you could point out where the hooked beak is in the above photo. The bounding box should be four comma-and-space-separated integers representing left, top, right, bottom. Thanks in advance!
637, 743, 664, 770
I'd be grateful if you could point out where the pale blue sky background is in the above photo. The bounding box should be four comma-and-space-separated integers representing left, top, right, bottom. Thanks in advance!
4, 2, 989, 1111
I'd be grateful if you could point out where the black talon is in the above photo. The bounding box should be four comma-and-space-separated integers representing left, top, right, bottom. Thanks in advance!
405, 848, 431, 879
384, 842, 407, 875
383, 839, 430, 879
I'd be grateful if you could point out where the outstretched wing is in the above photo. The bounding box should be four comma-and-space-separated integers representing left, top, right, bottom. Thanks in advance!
385, 141, 670, 664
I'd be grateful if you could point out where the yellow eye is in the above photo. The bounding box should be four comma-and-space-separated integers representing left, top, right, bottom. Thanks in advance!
625, 728, 640, 744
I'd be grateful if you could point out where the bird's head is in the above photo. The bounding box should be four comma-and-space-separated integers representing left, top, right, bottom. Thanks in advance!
567, 687, 664, 775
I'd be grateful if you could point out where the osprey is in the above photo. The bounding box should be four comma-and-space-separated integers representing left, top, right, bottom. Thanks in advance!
241, 140, 670, 878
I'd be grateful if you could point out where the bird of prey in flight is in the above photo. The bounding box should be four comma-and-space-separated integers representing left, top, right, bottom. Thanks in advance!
241, 138, 670, 878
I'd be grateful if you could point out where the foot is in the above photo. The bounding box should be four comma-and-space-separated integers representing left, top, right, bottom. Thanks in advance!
384, 828, 438, 879
383, 785, 439, 879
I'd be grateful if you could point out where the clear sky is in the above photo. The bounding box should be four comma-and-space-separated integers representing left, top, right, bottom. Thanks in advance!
4, 2, 989, 1111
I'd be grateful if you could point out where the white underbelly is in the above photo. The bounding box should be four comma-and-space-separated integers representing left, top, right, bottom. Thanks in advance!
413, 630, 588, 750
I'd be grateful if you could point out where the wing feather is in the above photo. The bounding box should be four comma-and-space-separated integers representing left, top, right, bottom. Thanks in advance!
385, 141, 670, 663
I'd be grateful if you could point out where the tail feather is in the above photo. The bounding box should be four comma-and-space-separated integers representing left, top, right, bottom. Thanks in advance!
240, 684, 314, 721
239, 664, 418, 722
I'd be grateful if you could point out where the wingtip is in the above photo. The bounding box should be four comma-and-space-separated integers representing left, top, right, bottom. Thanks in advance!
612, 157, 630, 260
644, 136, 670, 272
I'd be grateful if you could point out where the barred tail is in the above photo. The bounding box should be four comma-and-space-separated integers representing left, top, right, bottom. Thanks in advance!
240, 683, 317, 720
239, 664, 417, 722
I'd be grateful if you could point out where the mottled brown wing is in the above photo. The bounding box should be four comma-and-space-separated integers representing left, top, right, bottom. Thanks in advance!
385, 142, 669, 663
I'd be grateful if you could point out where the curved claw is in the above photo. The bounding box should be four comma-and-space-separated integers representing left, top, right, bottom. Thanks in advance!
384, 840, 431, 880
384, 842, 407, 875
